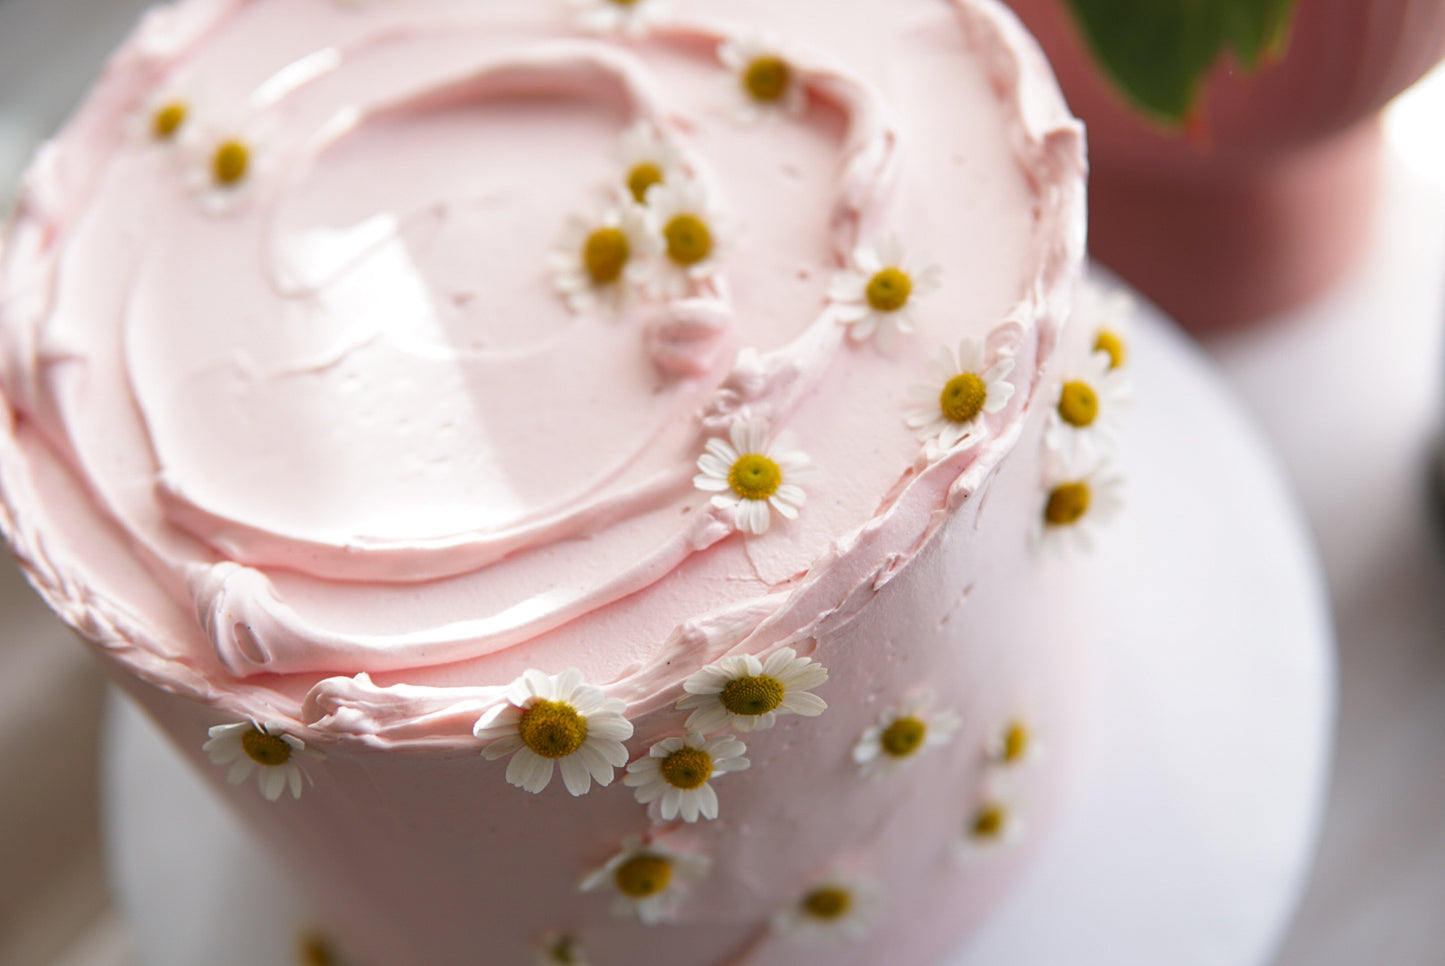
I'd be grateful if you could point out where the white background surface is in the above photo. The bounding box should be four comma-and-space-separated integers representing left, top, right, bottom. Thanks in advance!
1, 1, 1444, 964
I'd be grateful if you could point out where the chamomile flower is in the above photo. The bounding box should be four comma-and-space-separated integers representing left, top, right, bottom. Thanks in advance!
550, 204, 657, 315
1033, 461, 1124, 555
580, 835, 710, 924
1045, 348, 1131, 463
954, 796, 1023, 865
615, 120, 685, 205
676, 646, 828, 733
1078, 280, 1135, 371
473, 669, 633, 796
772, 877, 880, 942
624, 731, 750, 822
181, 113, 271, 215
986, 717, 1041, 767
829, 233, 942, 350
852, 691, 962, 780
570, 0, 670, 36
203, 720, 322, 802
718, 34, 807, 123
644, 177, 731, 298
693, 416, 812, 535
130, 81, 197, 144
905, 337, 1016, 451
532, 931, 589, 966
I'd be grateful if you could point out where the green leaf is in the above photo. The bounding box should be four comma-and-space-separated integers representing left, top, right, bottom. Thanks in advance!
1061, 0, 1299, 125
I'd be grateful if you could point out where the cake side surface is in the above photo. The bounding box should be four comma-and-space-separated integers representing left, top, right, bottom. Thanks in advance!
0, 0, 1110, 963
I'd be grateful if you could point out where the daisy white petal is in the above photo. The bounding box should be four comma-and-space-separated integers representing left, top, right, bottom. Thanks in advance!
551, 204, 656, 317
830, 233, 940, 349
474, 669, 634, 796
851, 691, 961, 780
570, 0, 670, 37
180, 111, 273, 216
1045, 346, 1133, 463
718, 33, 808, 123
676, 646, 827, 733
580, 836, 710, 924
203, 720, 320, 802
644, 177, 732, 298
693, 416, 812, 536
615, 120, 686, 205
905, 336, 1017, 452
954, 796, 1024, 866
1033, 459, 1125, 556
624, 731, 749, 822
773, 877, 880, 943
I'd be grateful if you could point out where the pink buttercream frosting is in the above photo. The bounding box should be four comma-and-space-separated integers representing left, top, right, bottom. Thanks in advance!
0, 0, 1092, 963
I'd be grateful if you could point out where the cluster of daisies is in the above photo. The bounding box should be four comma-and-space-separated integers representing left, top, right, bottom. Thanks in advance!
131, 84, 272, 215
1034, 282, 1135, 554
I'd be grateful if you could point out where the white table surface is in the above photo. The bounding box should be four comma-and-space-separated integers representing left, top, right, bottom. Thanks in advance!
2, 1, 1444, 964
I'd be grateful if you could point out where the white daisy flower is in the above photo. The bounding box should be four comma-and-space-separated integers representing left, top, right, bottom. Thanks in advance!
181, 112, 272, 215
615, 120, 686, 205
549, 204, 657, 316
644, 177, 731, 298
829, 233, 942, 350
579, 835, 710, 924
1033, 461, 1125, 555
129, 82, 197, 145
851, 691, 962, 781
718, 33, 808, 123
676, 646, 828, 733
532, 931, 589, 966
1045, 348, 1132, 463
473, 669, 634, 797
985, 717, 1042, 768
623, 731, 750, 822
297, 929, 355, 966
772, 877, 880, 942
203, 720, 322, 802
954, 796, 1023, 865
570, 0, 670, 36
905, 336, 1016, 451
1077, 280, 1135, 371
693, 416, 812, 535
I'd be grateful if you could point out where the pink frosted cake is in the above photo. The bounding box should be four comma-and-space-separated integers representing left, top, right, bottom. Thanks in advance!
0, 0, 1127, 963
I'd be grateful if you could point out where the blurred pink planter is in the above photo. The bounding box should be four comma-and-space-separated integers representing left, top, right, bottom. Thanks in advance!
1005, 0, 1445, 332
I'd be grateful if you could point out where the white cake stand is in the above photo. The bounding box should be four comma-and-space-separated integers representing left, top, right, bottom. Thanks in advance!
101, 284, 1335, 966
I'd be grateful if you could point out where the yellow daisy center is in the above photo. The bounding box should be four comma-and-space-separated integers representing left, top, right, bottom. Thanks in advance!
801, 886, 853, 921
940, 372, 987, 424
1095, 329, 1126, 369
152, 102, 188, 140
728, 453, 782, 501
879, 715, 927, 759
614, 854, 673, 899
608, 0, 643, 5
743, 56, 792, 103
627, 161, 664, 204
298, 932, 338, 966
1058, 380, 1099, 428
972, 803, 1007, 841
664, 213, 713, 266
546, 936, 581, 964
660, 746, 714, 790
1002, 721, 1031, 763
212, 139, 251, 186
866, 268, 912, 312
518, 699, 588, 759
583, 227, 630, 285
241, 728, 292, 767
1044, 481, 1091, 527
719, 674, 786, 717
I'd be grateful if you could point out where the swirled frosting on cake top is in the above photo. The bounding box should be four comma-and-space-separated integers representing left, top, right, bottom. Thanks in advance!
0, 0, 1084, 745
